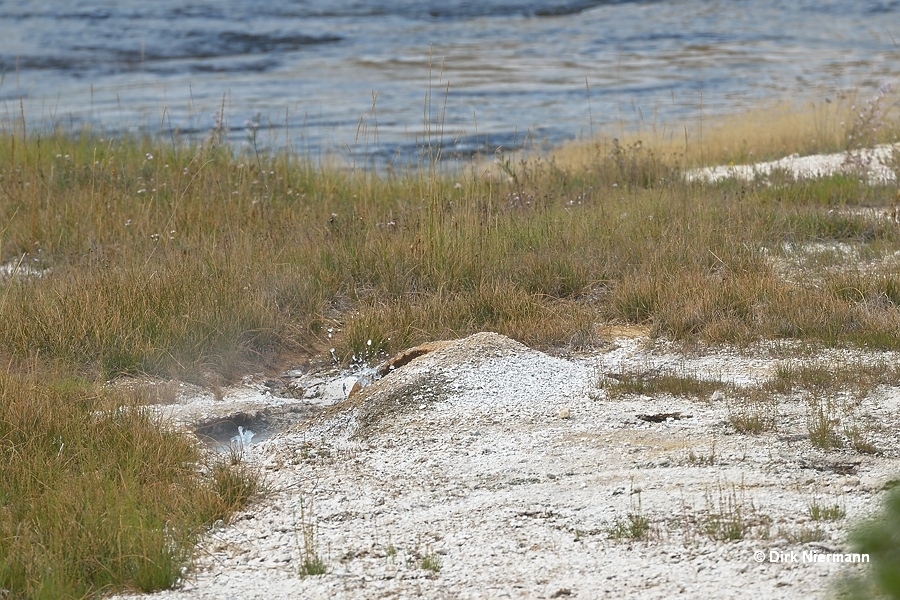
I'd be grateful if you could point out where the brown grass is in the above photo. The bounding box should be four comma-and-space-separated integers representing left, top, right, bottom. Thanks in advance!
548, 93, 879, 171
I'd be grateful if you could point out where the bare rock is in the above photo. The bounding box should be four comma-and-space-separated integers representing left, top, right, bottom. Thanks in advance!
376, 340, 456, 377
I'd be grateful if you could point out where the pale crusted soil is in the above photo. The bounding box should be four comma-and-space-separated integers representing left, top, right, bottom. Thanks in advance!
113, 331, 900, 600
686, 143, 899, 184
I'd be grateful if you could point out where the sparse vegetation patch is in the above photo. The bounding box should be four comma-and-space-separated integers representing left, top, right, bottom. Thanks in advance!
0, 363, 259, 599
601, 369, 725, 400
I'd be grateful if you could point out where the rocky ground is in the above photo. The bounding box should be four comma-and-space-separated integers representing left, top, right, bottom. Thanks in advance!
112, 327, 900, 600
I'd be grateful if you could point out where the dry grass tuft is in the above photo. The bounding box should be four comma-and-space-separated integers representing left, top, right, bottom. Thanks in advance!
549, 94, 885, 171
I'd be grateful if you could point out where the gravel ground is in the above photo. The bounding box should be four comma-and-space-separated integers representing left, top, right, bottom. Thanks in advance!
113, 330, 900, 600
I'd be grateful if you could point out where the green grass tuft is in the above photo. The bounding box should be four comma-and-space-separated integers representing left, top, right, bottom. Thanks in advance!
420, 553, 442, 573
837, 488, 900, 600
0, 363, 259, 599
602, 369, 724, 400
